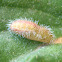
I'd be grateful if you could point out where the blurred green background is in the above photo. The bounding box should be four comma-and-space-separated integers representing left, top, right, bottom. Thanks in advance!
0, 0, 62, 62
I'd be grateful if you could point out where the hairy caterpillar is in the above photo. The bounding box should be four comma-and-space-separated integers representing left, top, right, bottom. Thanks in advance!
10, 20, 54, 43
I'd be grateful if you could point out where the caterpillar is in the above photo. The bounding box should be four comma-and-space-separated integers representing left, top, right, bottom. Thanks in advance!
10, 19, 54, 43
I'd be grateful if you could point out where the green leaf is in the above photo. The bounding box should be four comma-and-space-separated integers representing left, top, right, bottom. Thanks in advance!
0, 0, 62, 62
10, 44, 62, 62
